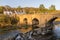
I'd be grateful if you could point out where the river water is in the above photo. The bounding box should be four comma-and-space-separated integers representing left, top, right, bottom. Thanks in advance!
0, 25, 60, 40
53, 25, 60, 40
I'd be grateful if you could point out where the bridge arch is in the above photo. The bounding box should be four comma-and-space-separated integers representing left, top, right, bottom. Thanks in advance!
32, 18, 39, 29
23, 18, 28, 25
32, 18, 39, 25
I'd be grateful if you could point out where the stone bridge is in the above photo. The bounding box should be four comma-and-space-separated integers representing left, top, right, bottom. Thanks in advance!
11, 13, 60, 33
15, 13, 60, 27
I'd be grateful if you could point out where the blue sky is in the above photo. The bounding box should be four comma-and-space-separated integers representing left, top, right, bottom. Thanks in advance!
0, 0, 60, 10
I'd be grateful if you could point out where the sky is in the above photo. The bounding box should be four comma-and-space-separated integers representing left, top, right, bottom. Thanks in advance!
0, 0, 60, 10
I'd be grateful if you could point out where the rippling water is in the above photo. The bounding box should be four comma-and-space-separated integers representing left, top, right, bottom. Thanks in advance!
0, 25, 60, 40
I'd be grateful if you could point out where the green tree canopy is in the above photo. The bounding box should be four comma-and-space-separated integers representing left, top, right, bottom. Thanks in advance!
39, 4, 45, 9
0, 6, 3, 13
49, 5, 56, 10
0, 14, 19, 27
10, 17, 19, 25
16, 6, 21, 11
39, 4, 48, 13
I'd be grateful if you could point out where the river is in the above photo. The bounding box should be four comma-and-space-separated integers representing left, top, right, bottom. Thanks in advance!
0, 25, 60, 40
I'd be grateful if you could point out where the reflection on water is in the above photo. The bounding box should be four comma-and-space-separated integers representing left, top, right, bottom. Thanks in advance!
0, 30, 20, 40
54, 25, 60, 40
0, 25, 60, 40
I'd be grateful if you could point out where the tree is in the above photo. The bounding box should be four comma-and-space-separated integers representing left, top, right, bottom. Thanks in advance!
49, 5, 56, 11
39, 4, 45, 9
16, 6, 21, 11
24, 8, 30, 14
17, 6, 21, 9
0, 14, 11, 27
4, 16, 11, 24
10, 16, 19, 25
39, 4, 48, 13
0, 15, 19, 32
0, 14, 19, 27
0, 6, 3, 13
